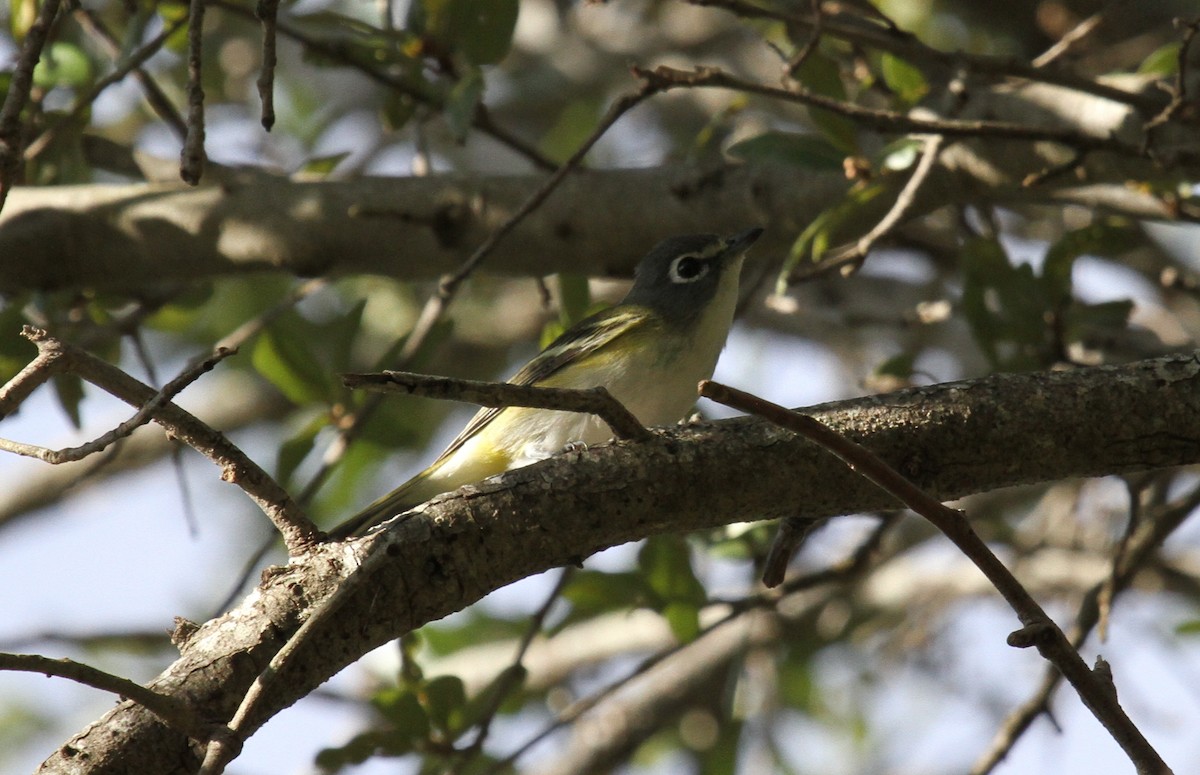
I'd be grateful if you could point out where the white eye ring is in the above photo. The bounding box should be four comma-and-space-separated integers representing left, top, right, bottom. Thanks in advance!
669, 254, 709, 283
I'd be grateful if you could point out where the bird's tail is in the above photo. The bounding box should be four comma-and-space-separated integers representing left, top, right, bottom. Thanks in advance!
325, 469, 436, 540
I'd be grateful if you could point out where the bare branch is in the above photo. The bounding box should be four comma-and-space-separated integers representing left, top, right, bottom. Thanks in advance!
698, 379, 1173, 775
1032, 4, 1116, 67
24, 13, 188, 162
795, 134, 946, 281
691, 0, 1165, 114
393, 80, 663, 367
0, 652, 207, 739
969, 479, 1200, 775
0, 0, 64, 210
205, 0, 556, 171
636, 65, 1150, 158
181, 0, 208, 184
343, 371, 652, 442
255, 0, 279, 130
38, 353, 1200, 773
0, 328, 320, 553
0, 345, 234, 464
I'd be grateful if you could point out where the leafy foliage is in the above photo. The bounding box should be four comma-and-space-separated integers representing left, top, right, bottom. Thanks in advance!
2, 1, 1199, 775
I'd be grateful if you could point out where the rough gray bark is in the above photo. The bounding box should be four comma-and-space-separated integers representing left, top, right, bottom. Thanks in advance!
37, 351, 1200, 774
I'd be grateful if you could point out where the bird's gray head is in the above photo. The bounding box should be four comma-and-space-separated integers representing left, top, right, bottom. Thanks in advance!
622, 228, 763, 326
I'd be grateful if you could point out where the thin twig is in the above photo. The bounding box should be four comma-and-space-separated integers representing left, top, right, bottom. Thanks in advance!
1098, 478, 1147, 641
181, 0, 208, 184
459, 568, 574, 761
342, 371, 652, 442
691, 0, 1163, 114
0, 346, 234, 464
202, 0, 557, 171
761, 516, 828, 587
0, 651, 208, 739
969, 478, 1200, 775
25, 13, 188, 162
0, 0, 64, 210
797, 133, 945, 280
784, 0, 826, 79
698, 379, 1173, 775
394, 82, 661, 367
1, 328, 320, 554
1022, 150, 1087, 188
1143, 17, 1200, 138
489, 518, 897, 773
255, 0, 279, 130
1032, 5, 1114, 68
636, 64, 1148, 158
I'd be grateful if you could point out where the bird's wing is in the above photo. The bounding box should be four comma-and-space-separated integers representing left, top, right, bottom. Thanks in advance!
425, 306, 654, 468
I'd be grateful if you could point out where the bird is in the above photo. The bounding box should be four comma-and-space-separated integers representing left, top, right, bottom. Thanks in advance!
328, 227, 763, 538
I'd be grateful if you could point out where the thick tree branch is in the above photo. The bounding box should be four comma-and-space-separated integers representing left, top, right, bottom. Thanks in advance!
38, 352, 1200, 774
0, 165, 819, 292
699, 380, 1168, 773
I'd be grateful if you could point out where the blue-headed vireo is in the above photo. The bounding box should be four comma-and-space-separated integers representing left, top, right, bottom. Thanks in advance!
330, 227, 762, 538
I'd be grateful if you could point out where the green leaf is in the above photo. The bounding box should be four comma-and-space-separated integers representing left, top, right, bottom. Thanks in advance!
51, 373, 85, 429
559, 569, 645, 626
1065, 299, 1133, 341
778, 181, 887, 289
251, 315, 333, 405
875, 352, 915, 379
662, 601, 701, 643
444, 68, 484, 142
9, 0, 36, 40
373, 686, 431, 737
421, 609, 528, 655
961, 238, 1054, 370
299, 151, 350, 177
409, 0, 519, 65
1175, 619, 1200, 636
381, 91, 418, 132
458, 663, 526, 729
960, 237, 1012, 367
638, 536, 707, 609
316, 689, 429, 768
726, 131, 846, 171
557, 274, 591, 327
276, 413, 329, 486
1139, 42, 1180, 76
792, 51, 859, 154
326, 299, 367, 377
452, 0, 519, 65
879, 52, 928, 106
0, 300, 32, 384
421, 674, 467, 732
1042, 221, 1140, 307
879, 137, 922, 171
33, 42, 93, 89
539, 99, 604, 164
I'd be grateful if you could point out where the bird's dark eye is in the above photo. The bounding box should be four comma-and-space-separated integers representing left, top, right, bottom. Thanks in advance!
669, 254, 709, 283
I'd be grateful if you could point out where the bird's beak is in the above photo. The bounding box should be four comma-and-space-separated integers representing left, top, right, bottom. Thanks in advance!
726, 227, 764, 254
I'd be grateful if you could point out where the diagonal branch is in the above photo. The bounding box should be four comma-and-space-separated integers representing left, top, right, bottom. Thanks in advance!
0, 652, 208, 740
698, 379, 1172, 775
636, 65, 1150, 158
343, 371, 652, 441
0, 328, 320, 553
0, 0, 64, 210
38, 352, 1200, 774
